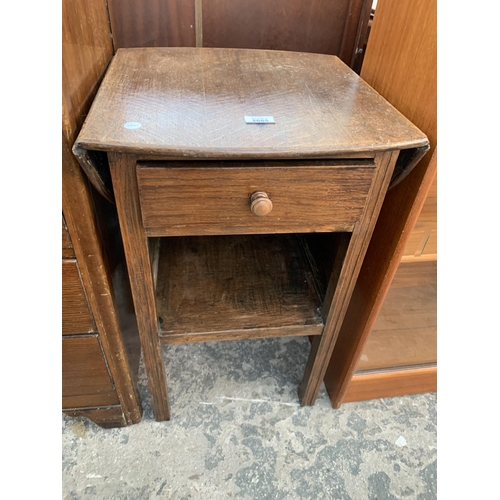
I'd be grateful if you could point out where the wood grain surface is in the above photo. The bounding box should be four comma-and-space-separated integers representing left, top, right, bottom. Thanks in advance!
106, 0, 370, 68
298, 151, 398, 405
63, 136, 143, 424
402, 175, 437, 260
342, 365, 437, 403
75, 48, 427, 158
62, 260, 96, 335
355, 260, 437, 371
62, 216, 74, 258
323, 0, 437, 407
62, 336, 118, 401
62, 0, 114, 144
107, 0, 196, 49
156, 235, 323, 343
63, 0, 142, 425
361, 0, 437, 151
137, 160, 375, 236
202, 0, 359, 62
109, 153, 171, 421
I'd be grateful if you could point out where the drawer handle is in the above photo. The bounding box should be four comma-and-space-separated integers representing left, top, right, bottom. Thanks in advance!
250, 191, 273, 216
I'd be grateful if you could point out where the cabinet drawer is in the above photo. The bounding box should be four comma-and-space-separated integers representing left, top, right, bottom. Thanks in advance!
62, 335, 120, 408
62, 260, 96, 335
137, 160, 376, 236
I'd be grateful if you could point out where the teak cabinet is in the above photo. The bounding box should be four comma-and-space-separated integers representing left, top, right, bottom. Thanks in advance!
74, 47, 428, 421
324, 0, 437, 406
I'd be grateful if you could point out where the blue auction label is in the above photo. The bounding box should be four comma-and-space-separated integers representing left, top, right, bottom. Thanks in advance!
123, 122, 142, 129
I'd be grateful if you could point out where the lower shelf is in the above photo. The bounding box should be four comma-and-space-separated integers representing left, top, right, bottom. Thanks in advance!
155, 234, 324, 344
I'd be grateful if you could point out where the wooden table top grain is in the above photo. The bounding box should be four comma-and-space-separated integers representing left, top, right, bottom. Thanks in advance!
75, 47, 427, 158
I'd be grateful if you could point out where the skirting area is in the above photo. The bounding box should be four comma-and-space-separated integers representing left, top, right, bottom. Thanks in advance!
62, 337, 436, 499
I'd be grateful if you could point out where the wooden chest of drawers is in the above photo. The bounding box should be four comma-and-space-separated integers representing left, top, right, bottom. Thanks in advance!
61, 216, 123, 422
62, 152, 143, 427
74, 47, 428, 421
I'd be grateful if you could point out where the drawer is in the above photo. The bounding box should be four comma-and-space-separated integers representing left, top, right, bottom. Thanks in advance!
62, 335, 120, 408
62, 260, 96, 335
136, 159, 376, 236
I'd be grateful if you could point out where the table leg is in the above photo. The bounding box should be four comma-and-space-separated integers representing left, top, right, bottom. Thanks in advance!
109, 153, 171, 421
299, 151, 398, 405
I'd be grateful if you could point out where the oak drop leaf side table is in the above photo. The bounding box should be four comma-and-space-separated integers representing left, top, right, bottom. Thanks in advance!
74, 48, 428, 421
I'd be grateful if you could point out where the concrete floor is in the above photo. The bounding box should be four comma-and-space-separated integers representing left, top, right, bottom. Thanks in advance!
62, 337, 437, 499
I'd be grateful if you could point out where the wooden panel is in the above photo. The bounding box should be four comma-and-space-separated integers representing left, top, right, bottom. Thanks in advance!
355, 261, 436, 371
62, 336, 119, 404
107, 0, 196, 49
402, 175, 437, 260
137, 161, 375, 236
62, 216, 74, 258
63, 133, 142, 424
324, 0, 437, 407
342, 366, 437, 403
361, 0, 437, 150
156, 235, 323, 343
401, 230, 437, 261
63, 392, 121, 409
62, 260, 96, 335
63, 406, 127, 428
63, 0, 142, 425
75, 48, 428, 158
62, 0, 114, 143
201, 0, 364, 64
90, 191, 143, 390
106, 0, 369, 66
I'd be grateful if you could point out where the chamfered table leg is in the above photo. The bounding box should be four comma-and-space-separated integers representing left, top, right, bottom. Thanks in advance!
109, 152, 171, 421
299, 151, 398, 405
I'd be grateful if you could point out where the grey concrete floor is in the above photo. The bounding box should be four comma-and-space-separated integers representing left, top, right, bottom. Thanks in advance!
62, 337, 437, 499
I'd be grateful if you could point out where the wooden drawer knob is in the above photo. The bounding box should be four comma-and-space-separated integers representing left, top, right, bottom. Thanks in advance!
250, 191, 273, 216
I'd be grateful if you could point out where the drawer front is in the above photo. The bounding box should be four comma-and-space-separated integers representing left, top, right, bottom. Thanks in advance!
62, 335, 120, 408
62, 260, 96, 335
137, 161, 376, 236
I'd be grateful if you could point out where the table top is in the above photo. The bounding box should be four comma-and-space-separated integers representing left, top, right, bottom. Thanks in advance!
75, 48, 428, 158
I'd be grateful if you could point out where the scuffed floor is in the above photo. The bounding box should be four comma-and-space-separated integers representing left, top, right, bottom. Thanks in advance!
62, 337, 437, 499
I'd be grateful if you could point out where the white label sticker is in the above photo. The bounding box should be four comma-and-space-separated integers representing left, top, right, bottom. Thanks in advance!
124, 122, 142, 129
244, 116, 275, 124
